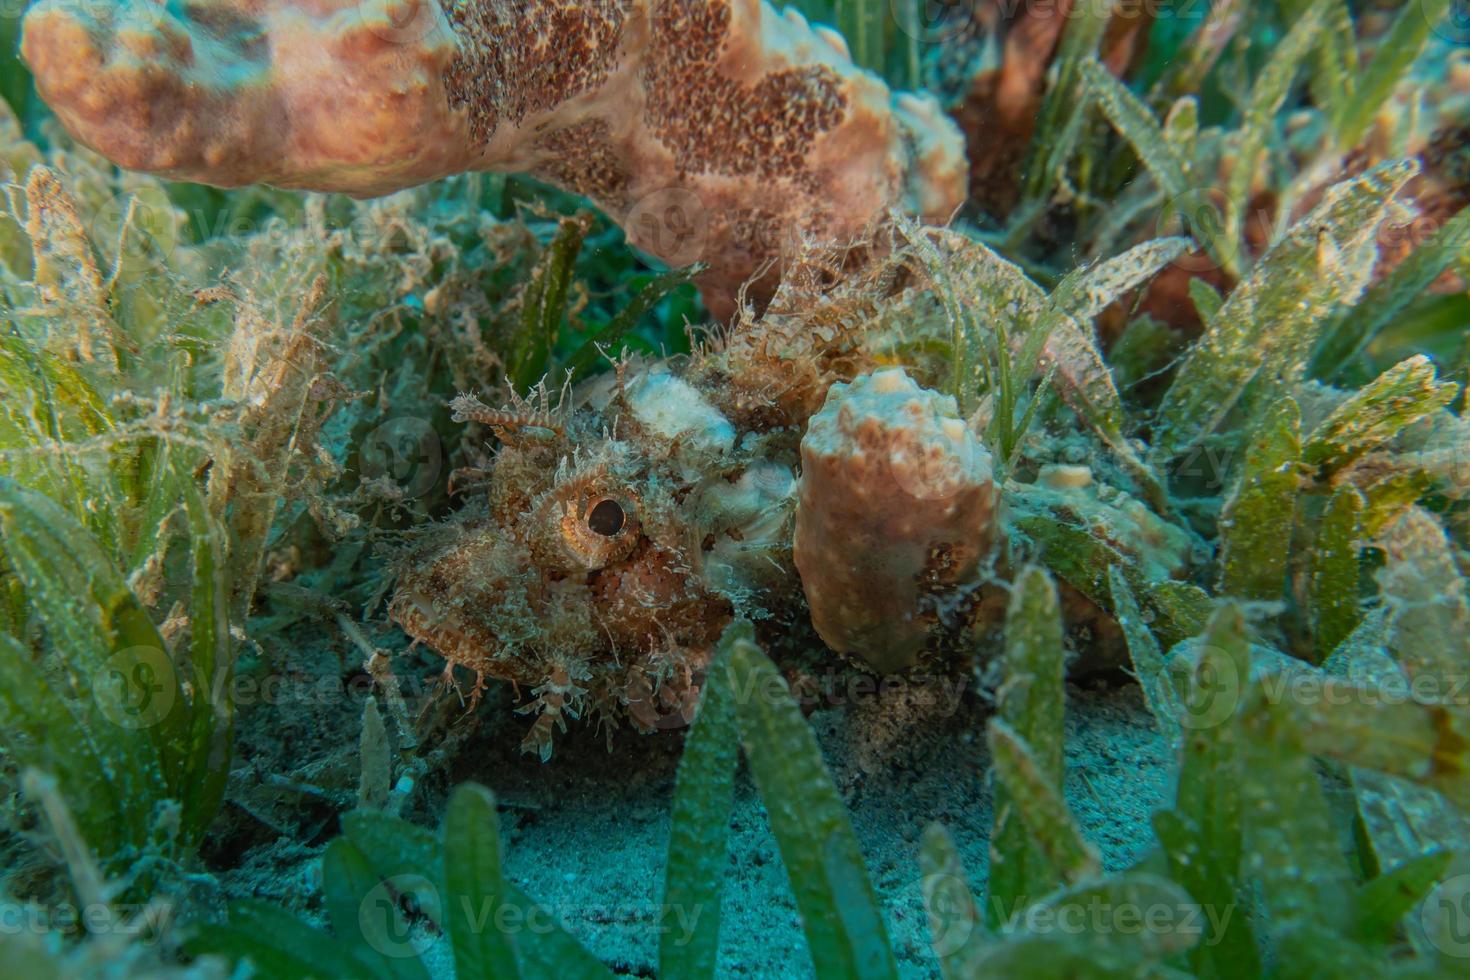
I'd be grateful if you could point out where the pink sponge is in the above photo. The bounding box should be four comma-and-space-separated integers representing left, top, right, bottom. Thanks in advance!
794, 367, 1000, 673
20, 0, 966, 316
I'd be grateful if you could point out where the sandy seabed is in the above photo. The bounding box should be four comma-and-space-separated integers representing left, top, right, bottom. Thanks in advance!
215, 632, 1170, 978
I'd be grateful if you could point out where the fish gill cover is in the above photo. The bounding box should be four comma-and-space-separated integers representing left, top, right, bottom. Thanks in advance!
0, 0, 1468, 977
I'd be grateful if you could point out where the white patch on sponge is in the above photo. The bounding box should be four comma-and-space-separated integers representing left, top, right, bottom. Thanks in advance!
625, 368, 736, 455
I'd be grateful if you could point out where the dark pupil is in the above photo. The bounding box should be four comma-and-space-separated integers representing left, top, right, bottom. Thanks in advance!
587, 498, 625, 537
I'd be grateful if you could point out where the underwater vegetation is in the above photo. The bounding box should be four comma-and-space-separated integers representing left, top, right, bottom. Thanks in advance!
0, 0, 1469, 976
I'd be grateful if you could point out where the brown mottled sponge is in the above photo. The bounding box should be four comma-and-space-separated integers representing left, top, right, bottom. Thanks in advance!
20, 0, 966, 316
794, 367, 999, 673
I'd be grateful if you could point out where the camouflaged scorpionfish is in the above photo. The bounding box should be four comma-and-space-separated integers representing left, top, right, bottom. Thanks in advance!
389, 233, 1003, 758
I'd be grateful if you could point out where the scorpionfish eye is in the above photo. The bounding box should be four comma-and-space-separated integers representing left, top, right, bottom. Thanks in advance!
586, 497, 626, 537
531, 479, 643, 573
